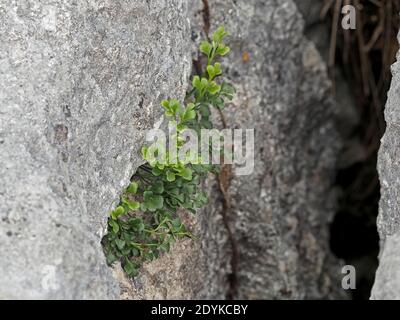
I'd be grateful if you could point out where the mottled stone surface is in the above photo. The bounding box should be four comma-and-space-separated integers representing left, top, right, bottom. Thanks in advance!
0, 0, 190, 299
371, 229, 400, 300
125, 0, 345, 300
375, 34, 400, 239
188, 0, 345, 299
1, 0, 346, 300
371, 31, 400, 300
294, 0, 361, 168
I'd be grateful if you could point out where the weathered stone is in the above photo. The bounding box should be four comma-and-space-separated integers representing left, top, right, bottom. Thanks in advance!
371, 230, 400, 300
370, 31, 400, 300
125, 0, 345, 299
294, 0, 362, 168
0, 0, 190, 299
191, 0, 345, 299
1, 0, 346, 300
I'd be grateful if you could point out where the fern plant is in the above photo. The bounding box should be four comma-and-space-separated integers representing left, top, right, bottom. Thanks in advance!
102, 26, 235, 277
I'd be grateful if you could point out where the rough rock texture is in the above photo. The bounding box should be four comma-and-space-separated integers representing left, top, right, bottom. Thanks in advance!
371, 31, 400, 300
124, 0, 345, 300
110, 207, 202, 299
0, 0, 190, 299
294, 0, 362, 168
1, 0, 346, 300
191, 0, 345, 299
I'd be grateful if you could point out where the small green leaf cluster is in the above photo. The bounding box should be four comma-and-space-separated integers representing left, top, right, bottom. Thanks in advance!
187, 26, 236, 130
102, 26, 235, 277
142, 98, 202, 183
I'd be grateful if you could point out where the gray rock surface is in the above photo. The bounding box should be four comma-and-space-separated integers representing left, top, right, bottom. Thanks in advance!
192, 0, 345, 299
125, 0, 345, 299
371, 31, 400, 300
0, 0, 190, 299
294, 0, 362, 168
1, 0, 346, 300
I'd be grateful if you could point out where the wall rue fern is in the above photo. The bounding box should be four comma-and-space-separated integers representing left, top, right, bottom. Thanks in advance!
102, 26, 235, 277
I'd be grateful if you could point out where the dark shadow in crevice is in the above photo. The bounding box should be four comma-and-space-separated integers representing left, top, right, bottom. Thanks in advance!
330, 159, 380, 300
325, 0, 399, 301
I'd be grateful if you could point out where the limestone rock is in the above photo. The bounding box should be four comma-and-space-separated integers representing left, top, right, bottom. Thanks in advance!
189, 0, 345, 299
127, 0, 345, 299
371, 31, 400, 300
0, 0, 190, 299
1, 0, 346, 300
